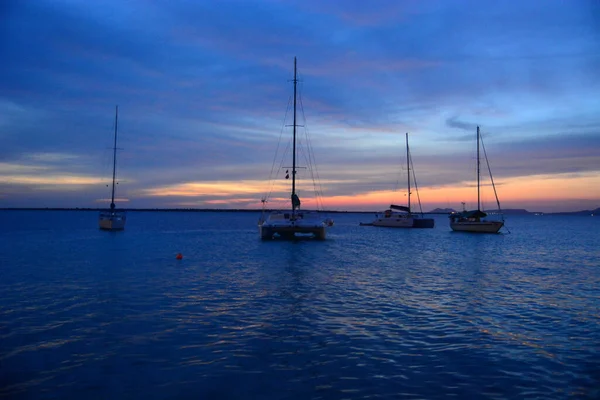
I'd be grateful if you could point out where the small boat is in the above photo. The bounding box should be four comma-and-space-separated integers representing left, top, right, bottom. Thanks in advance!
449, 126, 504, 233
361, 133, 434, 228
258, 57, 333, 240
99, 105, 126, 231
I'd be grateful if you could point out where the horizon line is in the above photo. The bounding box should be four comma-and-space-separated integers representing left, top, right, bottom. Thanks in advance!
0, 207, 597, 215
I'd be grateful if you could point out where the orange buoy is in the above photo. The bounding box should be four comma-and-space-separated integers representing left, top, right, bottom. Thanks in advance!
176, 253, 183, 260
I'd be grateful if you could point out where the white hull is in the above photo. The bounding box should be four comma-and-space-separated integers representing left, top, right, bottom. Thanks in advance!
259, 211, 330, 240
99, 211, 126, 231
450, 221, 503, 233
363, 216, 435, 228
362, 209, 435, 229
372, 216, 413, 228
259, 223, 327, 240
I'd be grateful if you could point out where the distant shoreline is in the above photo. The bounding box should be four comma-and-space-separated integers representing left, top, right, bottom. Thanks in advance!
0, 207, 370, 213
0, 207, 597, 216
0, 207, 449, 214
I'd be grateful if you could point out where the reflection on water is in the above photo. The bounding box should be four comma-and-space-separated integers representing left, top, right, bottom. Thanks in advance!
0, 211, 599, 399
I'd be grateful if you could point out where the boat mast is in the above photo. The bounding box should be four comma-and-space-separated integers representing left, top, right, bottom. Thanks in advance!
291, 57, 298, 212
406, 132, 411, 213
110, 105, 118, 210
477, 125, 480, 211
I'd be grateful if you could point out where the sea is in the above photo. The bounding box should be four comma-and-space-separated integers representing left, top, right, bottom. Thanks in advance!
0, 210, 598, 399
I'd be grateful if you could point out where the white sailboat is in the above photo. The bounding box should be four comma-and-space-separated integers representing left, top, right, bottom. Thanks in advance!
449, 126, 504, 233
99, 105, 126, 231
361, 133, 434, 228
258, 57, 333, 240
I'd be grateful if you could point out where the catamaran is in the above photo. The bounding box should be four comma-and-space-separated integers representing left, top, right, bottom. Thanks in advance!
449, 126, 504, 233
99, 105, 126, 231
258, 58, 333, 240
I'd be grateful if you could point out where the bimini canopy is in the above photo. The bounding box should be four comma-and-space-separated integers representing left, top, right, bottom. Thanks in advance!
449, 210, 487, 218
390, 204, 410, 212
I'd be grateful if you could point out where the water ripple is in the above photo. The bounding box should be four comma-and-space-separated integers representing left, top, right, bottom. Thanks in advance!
0, 212, 599, 399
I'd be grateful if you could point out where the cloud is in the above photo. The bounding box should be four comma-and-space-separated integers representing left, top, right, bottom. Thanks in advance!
3, 175, 104, 186
445, 117, 478, 133
24, 153, 81, 163
1, 0, 599, 211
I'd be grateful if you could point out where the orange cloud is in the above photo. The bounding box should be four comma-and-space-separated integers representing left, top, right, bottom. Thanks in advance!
136, 171, 600, 212
3, 174, 105, 186
0, 160, 111, 189
318, 172, 600, 211
140, 181, 268, 197
139, 179, 348, 198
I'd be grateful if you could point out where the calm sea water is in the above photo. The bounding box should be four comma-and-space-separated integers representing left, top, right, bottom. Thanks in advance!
1, 210, 599, 399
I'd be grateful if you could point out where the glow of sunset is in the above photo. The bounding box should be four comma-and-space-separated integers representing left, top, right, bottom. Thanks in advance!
307, 173, 600, 212
140, 179, 347, 198
4, 174, 106, 187
141, 181, 271, 197
1, 161, 107, 188
132, 173, 600, 212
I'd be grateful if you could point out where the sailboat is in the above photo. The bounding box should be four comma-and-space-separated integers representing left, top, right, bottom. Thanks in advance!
98, 105, 126, 231
361, 133, 434, 228
449, 126, 504, 233
258, 57, 333, 240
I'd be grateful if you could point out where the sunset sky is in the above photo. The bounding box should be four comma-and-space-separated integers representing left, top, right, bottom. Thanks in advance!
1, 0, 599, 212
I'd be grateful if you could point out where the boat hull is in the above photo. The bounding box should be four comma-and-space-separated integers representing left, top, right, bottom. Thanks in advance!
450, 221, 503, 233
99, 211, 126, 231
258, 211, 329, 240
363, 213, 435, 229
371, 217, 413, 228
259, 223, 326, 240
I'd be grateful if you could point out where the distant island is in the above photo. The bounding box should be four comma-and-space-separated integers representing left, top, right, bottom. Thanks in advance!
534, 207, 600, 216
428, 208, 457, 214
1, 206, 598, 215
427, 207, 599, 216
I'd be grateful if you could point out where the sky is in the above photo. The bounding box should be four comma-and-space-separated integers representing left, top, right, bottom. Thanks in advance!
1, 0, 599, 213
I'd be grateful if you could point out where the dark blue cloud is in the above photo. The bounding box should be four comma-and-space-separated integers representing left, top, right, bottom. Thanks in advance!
0, 0, 599, 210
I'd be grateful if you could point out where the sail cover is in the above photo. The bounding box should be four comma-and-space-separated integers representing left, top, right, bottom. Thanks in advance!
390, 204, 410, 212
292, 194, 301, 208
